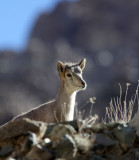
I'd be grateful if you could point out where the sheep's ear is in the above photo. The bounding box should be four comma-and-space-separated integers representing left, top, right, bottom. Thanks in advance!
79, 58, 86, 70
57, 61, 65, 80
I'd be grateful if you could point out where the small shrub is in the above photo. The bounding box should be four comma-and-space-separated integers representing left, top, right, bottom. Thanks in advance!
77, 97, 98, 125
104, 81, 139, 123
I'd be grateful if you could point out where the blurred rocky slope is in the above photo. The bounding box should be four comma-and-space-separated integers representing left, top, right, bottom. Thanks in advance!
0, 0, 139, 125
0, 117, 139, 160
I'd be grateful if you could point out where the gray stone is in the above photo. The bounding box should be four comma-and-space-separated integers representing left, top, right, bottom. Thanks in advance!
89, 154, 105, 160
76, 153, 105, 160
119, 148, 139, 160
0, 118, 138, 159
105, 155, 117, 160
95, 133, 118, 147
93, 144, 106, 155
43, 124, 55, 137
74, 134, 93, 153
0, 145, 14, 157
21, 131, 37, 153
44, 123, 77, 140
55, 134, 77, 159
0, 118, 47, 141
61, 119, 86, 131
106, 143, 123, 157
105, 123, 119, 131
26, 144, 53, 160
91, 123, 107, 133
129, 111, 139, 136
113, 124, 136, 147
47, 124, 76, 143
93, 134, 123, 157
5, 158, 16, 160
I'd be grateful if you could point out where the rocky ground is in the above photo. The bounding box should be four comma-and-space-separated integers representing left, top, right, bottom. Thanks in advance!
0, 115, 139, 160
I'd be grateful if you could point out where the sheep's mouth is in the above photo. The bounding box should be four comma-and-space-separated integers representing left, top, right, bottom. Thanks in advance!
78, 84, 87, 90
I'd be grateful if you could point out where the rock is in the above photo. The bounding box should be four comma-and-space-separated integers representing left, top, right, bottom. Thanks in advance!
119, 148, 139, 160
0, 118, 47, 141
26, 144, 53, 160
21, 131, 37, 154
0, 145, 14, 157
93, 144, 106, 155
106, 143, 123, 157
61, 119, 86, 132
113, 124, 136, 147
44, 120, 84, 138
88, 153, 105, 160
91, 123, 107, 133
105, 123, 119, 131
89, 155, 105, 160
0, 119, 138, 160
5, 158, 16, 160
94, 133, 123, 157
95, 133, 117, 147
76, 153, 105, 160
105, 155, 117, 160
93, 143, 122, 157
44, 138, 51, 144
120, 143, 128, 152
55, 134, 77, 159
74, 134, 94, 153
43, 123, 55, 137
129, 111, 139, 136
45, 124, 76, 144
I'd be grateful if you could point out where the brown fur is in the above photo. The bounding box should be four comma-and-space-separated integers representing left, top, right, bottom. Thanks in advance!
13, 59, 86, 123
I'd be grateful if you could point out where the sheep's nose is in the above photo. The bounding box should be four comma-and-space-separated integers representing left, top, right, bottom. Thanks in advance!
82, 81, 85, 86
82, 81, 86, 88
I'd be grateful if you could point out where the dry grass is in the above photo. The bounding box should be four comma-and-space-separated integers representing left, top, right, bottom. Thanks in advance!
77, 97, 98, 125
103, 81, 139, 123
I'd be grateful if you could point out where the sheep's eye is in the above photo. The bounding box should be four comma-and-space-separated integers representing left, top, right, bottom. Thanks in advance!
67, 73, 72, 77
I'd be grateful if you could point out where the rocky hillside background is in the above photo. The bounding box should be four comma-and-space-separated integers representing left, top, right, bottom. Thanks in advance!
0, 0, 139, 125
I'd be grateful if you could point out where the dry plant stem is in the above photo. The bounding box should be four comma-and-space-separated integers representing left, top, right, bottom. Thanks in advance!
54, 110, 59, 123
76, 100, 90, 120
104, 81, 139, 123
132, 81, 139, 113
118, 83, 123, 121
89, 103, 93, 118
124, 83, 130, 122
87, 114, 98, 124
76, 97, 97, 125
78, 101, 90, 110
82, 110, 85, 119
